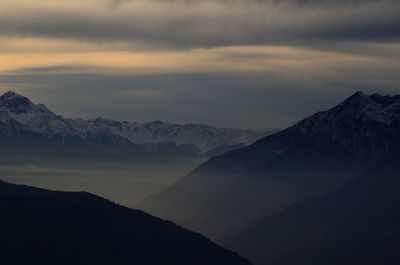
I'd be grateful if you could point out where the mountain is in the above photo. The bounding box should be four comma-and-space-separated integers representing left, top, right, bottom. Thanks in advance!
226, 149, 400, 265
0, 180, 252, 265
0, 91, 269, 157
137, 91, 400, 242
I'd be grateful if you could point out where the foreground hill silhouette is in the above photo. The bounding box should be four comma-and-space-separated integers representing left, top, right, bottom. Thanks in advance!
138, 91, 400, 241
0, 180, 251, 265
227, 150, 400, 265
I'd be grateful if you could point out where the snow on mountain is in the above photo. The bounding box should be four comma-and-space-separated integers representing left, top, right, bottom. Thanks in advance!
294, 91, 400, 134
85, 118, 266, 153
137, 91, 400, 242
0, 91, 269, 154
272, 91, 400, 164
0, 91, 87, 142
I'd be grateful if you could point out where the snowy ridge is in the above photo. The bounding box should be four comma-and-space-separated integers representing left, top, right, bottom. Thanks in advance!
297, 92, 400, 130
260, 91, 400, 164
291, 91, 400, 137
86, 118, 265, 152
0, 91, 269, 154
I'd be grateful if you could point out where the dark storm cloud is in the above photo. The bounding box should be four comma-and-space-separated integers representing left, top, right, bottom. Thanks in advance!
0, 0, 399, 50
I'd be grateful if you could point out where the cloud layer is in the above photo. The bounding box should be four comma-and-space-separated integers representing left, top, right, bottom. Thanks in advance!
0, 0, 399, 129
0, 0, 399, 49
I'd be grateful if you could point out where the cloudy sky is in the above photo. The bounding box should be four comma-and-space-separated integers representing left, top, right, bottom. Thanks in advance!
0, 0, 399, 129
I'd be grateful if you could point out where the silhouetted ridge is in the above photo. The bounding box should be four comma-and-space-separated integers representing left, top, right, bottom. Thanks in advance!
138, 91, 400, 242
0, 180, 251, 265
227, 150, 400, 265
230, 90, 400, 165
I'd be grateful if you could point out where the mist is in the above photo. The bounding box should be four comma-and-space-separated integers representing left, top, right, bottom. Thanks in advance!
0, 152, 205, 206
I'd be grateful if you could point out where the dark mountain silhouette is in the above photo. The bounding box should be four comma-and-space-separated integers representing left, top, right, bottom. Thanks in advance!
227, 150, 400, 265
137, 91, 400, 242
0, 180, 251, 265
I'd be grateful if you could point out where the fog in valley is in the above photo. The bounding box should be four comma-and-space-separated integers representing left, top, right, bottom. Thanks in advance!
1, 0, 400, 263
0, 152, 205, 207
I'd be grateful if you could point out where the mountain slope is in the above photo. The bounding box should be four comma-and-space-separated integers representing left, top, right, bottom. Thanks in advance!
137, 91, 400, 242
0, 91, 268, 156
0, 180, 251, 265
227, 150, 400, 265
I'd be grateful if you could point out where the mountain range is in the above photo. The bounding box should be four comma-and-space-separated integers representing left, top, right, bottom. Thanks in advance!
137, 91, 400, 242
0, 179, 251, 265
0, 91, 269, 157
3, 90, 400, 265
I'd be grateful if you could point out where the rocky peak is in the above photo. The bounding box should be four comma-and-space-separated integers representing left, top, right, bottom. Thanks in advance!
0, 91, 55, 116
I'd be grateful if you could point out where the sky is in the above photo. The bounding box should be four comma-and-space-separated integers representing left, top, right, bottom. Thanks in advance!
0, 0, 399, 129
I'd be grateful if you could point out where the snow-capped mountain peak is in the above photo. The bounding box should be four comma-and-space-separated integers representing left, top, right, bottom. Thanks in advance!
0, 91, 37, 115
0, 91, 55, 116
0, 91, 24, 100
253, 91, 400, 166
326, 91, 400, 125
0, 91, 270, 155
291, 91, 400, 137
